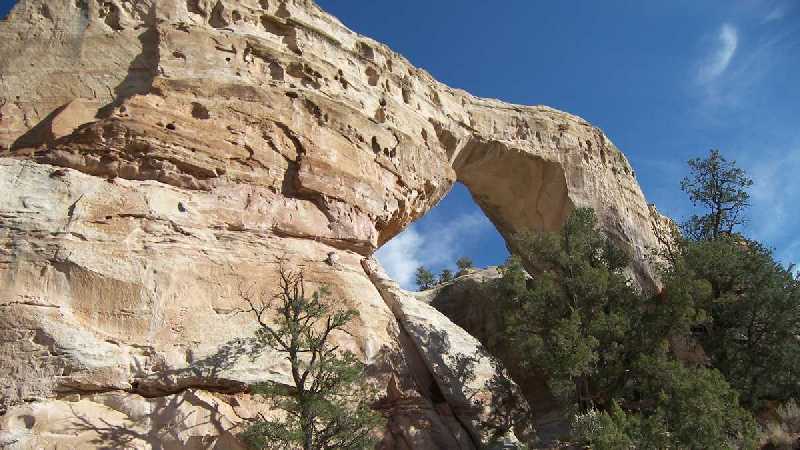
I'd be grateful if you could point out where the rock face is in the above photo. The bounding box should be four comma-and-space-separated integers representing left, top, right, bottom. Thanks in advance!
364, 261, 533, 448
0, 0, 668, 448
420, 268, 571, 445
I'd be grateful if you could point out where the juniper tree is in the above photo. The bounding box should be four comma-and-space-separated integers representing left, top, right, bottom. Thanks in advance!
415, 266, 436, 290
456, 257, 474, 276
439, 269, 454, 284
497, 208, 639, 409
239, 264, 385, 450
494, 208, 757, 448
680, 149, 753, 241
571, 360, 758, 450
664, 150, 800, 408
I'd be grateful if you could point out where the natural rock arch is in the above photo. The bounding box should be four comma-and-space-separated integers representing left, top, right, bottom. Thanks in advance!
425, 104, 668, 291
0, 0, 670, 448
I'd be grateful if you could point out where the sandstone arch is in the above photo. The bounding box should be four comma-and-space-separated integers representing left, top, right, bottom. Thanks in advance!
430, 102, 668, 291
0, 0, 669, 448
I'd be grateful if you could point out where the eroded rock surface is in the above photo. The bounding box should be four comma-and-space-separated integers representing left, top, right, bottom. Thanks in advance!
1, 0, 668, 447
1, 389, 251, 449
0, 159, 499, 449
364, 260, 532, 448
420, 268, 571, 446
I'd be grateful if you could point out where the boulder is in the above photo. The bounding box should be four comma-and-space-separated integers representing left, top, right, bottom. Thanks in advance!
364, 260, 532, 448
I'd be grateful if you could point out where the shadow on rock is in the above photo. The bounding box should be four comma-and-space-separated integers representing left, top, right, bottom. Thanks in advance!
411, 324, 535, 448
67, 389, 246, 450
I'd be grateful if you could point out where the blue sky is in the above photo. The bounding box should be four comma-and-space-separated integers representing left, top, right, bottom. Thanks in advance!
2, 1, 798, 289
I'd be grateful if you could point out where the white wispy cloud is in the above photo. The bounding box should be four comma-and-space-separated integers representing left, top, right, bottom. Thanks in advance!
376, 212, 494, 290
760, 0, 796, 24
763, 6, 787, 23
691, 18, 797, 118
686, 6, 800, 266
375, 227, 424, 290
697, 23, 739, 84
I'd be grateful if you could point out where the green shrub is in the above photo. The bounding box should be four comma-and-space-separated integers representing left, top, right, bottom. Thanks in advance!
415, 266, 436, 290
570, 402, 671, 450
456, 256, 474, 276
439, 268, 454, 284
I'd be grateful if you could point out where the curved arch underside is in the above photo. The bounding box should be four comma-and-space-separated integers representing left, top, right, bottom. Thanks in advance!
454, 138, 571, 238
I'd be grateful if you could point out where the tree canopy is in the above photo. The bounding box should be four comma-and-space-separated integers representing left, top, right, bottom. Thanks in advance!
415, 266, 436, 290
663, 150, 800, 409
680, 149, 753, 240
492, 207, 758, 448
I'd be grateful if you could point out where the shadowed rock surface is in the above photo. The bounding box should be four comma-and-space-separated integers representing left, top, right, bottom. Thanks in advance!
420, 268, 571, 445
0, 0, 669, 448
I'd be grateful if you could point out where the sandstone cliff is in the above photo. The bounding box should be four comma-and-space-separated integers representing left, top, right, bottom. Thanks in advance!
0, 0, 668, 448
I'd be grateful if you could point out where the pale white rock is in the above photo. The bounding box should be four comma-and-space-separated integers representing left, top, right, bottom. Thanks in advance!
421, 267, 571, 445
0, 390, 250, 449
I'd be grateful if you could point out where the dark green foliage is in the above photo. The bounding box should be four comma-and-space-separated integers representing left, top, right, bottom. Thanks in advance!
456, 256, 474, 276
663, 236, 800, 408
663, 150, 800, 409
573, 374, 758, 450
631, 356, 758, 449
239, 265, 385, 450
495, 208, 758, 448
571, 402, 670, 450
415, 266, 436, 290
680, 149, 753, 240
498, 208, 639, 407
439, 268, 454, 284
486, 149, 797, 447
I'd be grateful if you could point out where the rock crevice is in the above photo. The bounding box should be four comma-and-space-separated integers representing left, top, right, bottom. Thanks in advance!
363, 258, 531, 448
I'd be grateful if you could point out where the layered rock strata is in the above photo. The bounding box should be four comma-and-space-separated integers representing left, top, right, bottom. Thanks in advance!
0, 158, 523, 448
0, 0, 668, 448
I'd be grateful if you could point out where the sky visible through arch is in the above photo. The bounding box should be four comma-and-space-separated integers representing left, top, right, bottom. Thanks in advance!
2, 0, 798, 289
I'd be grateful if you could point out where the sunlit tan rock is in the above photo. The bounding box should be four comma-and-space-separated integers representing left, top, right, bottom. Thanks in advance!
0, 0, 670, 448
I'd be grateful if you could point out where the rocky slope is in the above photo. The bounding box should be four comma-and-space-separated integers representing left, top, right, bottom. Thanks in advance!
0, 0, 669, 448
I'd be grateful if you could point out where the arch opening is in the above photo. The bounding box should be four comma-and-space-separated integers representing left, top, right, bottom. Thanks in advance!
375, 139, 579, 441
377, 138, 575, 292
376, 182, 509, 291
